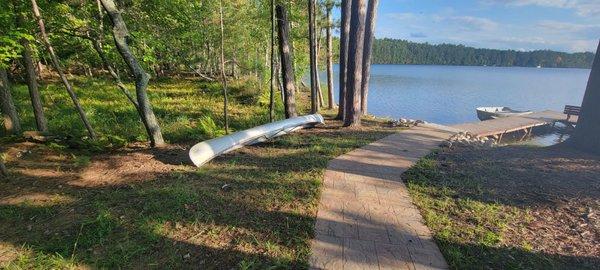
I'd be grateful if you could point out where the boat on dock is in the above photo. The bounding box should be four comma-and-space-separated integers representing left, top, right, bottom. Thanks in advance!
452, 109, 577, 142
476, 106, 532, 121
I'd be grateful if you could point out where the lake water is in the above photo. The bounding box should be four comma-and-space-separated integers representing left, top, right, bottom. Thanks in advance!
330, 64, 591, 125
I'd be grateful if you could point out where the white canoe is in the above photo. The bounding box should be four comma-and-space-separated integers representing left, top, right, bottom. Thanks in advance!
189, 114, 325, 167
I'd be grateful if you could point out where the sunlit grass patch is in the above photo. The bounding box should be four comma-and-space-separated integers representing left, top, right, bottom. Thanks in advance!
5, 76, 285, 146
0, 80, 400, 268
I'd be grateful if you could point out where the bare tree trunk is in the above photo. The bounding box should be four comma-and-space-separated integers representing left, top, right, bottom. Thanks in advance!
308, 0, 318, 113
207, 42, 213, 76
21, 38, 47, 132
96, 0, 104, 37
571, 41, 600, 154
288, 13, 299, 93
31, 0, 96, 139
316, 28, 325, 108
275, 57, 284, 102
16, 12, 47, 132
276, 5, 298, 119
314, 3, 323, 109
269, 0, 276, 122
360, 0, 379, 115
84, 4, 139, 108
0, 69, 21, 135
336, 0, 351, 120
90, 37, 139, 108
100, 0, 165, 146
219, 0, 230, 133
343, 0, 367, 127
326, 5, 334, 110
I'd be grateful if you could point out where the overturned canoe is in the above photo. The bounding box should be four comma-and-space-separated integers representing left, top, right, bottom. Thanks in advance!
189, 114, 325, 167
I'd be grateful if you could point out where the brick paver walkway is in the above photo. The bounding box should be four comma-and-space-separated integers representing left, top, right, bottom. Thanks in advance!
310, 125, 455, 270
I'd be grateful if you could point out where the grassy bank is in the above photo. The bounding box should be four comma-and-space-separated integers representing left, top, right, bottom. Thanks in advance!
0, 77, 400, 268
3, 76, 286, 146
403, 145, 600, 269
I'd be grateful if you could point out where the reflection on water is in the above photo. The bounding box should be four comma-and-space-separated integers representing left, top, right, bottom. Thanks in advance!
325, 64, 589, 145
505, 130, 571, 147
512, 123, 573, 146
526, 132, 570, 146
475, 123, 572, 146
328, 64, 589, 124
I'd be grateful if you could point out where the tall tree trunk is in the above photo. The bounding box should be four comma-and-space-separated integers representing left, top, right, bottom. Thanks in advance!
269, 0, 276, 122
96, 0, 104, 38
276, 5, 298, 119
100, 0, 165, 146
343, 0, 367, 127
31, 0, 96, 139
288, 13, 299, 93
308, 0, 318, 113
314, 3, 323, 108
275, 56, 284, 102
326, 5, 334, 110
360, 0, 379, 115
219, 0, 230, 133
336, 0, 351, 120
16, 11, 47, 132
89, 35, 139, 108
571, 41, 600, 154
0, 69, 21, 134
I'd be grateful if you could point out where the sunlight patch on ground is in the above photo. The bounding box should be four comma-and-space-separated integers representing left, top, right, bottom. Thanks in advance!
0, 193, 75, 207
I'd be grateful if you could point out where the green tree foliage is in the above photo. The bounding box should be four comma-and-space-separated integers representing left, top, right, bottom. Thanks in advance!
3, 0, 312, 83
0, 1, 34, 68
0, 0, 314, 140
371, 38, 595, 68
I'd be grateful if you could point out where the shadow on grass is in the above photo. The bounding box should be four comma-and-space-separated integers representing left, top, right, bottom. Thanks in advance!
414, 143, 600, 207
439, 241, 600, 269
402, 143, 600, 269
0, 122, 395, 268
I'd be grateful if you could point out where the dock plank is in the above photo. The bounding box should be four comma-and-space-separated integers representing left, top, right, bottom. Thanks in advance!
451, 110, 577, 138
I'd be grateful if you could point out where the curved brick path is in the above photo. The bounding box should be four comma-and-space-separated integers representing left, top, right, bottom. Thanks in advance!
310, 125, 456, 270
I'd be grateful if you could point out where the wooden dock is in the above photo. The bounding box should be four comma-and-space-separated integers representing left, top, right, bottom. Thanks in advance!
451, 110, 578, 140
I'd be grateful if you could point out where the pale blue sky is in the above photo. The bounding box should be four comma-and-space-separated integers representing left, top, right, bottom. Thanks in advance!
338, 0, 600, 52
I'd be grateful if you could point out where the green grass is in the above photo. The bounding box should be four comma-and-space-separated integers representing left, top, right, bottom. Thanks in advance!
3, 75, 286, 146
0, 76, 398, 268
403, 153, 597, 269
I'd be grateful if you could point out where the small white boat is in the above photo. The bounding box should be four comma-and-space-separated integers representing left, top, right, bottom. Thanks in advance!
476, 107, 532, 121
189, 114, 324, 167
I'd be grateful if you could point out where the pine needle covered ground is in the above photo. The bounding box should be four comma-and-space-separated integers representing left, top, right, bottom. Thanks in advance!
404, 145, 600, 269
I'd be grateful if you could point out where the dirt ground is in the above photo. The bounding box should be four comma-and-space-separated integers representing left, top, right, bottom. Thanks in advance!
0, 119, 398, 268
435, 143, 600, 264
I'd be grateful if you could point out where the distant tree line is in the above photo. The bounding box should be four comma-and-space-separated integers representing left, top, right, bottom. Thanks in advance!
370, 38, 595, 68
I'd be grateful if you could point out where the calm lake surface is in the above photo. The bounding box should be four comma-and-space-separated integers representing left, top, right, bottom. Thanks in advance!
330, 64, 591, 125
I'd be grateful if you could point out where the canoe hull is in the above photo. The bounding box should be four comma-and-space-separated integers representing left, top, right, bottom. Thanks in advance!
189, 114, 325, 167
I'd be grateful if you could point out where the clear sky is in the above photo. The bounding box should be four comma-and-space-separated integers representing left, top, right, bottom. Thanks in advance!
340, 0, 600, 53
